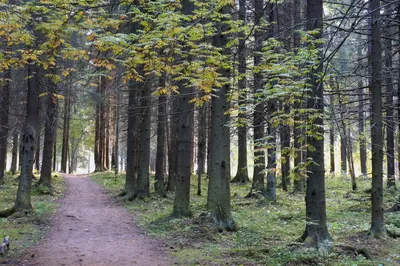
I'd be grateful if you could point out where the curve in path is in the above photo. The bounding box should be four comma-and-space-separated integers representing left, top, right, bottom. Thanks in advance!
19, 174, 172, 266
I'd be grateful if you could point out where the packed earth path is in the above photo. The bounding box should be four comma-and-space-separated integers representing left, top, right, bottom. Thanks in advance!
18, 174, 172, 266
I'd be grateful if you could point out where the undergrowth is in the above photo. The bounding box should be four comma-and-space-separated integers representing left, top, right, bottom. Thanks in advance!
91, 172, 400, 265
0, 172, 65, 263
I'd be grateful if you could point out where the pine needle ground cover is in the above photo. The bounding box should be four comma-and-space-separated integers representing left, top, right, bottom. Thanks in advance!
0, 173, 65, 263
91, 172, 400, 266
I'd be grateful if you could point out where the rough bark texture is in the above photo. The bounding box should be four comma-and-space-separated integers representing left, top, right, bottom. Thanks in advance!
135, 77, 151, 199
301, 0, 332, 252
0, 70, 10, 185
369, 0, 386, 237
207, 4, 236, 231
167, 96, 179, 192
15, 63, 39, 212
61, 91, 70, 173
357, 34, 367, 176
251, 0, 266, 194
232, 0, 249, 184
38, 74, 58, 188
280, 104, 291, 192
266, 116, 277, 201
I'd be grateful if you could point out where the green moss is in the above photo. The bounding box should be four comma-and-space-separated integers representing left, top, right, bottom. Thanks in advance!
0, 173, 65, 262
91, 173, 400, 266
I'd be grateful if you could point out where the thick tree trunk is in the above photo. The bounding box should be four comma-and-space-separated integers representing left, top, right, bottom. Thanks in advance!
10, 131, 18, 175
0, 70, 10, 184
15, 63, 39, 212
232, 0, 249, 184
38, 79, 58, 188
207, 4, 236, 231
155, 77, 166, 197
300, 0, 332, 252
369, 0, 386, 237
167, 96, 179, 192
135, 77, 152, 199
173, 44, 194, 217
251, 0, 266, 194
124, 81, 139, 198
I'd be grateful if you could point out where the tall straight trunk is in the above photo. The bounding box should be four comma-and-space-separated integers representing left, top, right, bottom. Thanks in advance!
207, 4, 236, 231
232, 0, 249, 184
251, 0, 266, 194
135, 77, 152, 199
340, 136, 347, 175
280, 103, 290, 191
94, 89, 101, 171
155, 76, 166, 197
197, 102, 207, 196
114, 66, 121, 175
38, 77, 58, 187
35, 113, 41, 172
52, 104, 58, 172
357, 35, 367, 176
10, 131, 18, 175
266, 114, 277, 201
398, 2, 400, 185
167, 95, 179, 192
61, 91, 70, 173
125, 80, 139, 198
300, 0, 332, 252
293, 0, 305, 192
15, 63, 39, 211
329, 127, 335, 173
369, 0, 386, 237
384, 6, 395, 188
0, 70, 10, 184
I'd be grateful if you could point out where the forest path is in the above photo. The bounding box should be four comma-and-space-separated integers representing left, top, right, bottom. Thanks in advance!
18, 174, 172, 266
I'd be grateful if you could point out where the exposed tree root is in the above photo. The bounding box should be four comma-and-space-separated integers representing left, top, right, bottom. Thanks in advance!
0, 207, 16, 218
336, 245, 371, 259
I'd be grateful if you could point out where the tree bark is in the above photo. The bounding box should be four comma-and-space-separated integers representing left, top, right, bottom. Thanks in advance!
167, 95, 179, 192
369, 0, 386, 237
197, 102, 207, 196
207, 4, 236, 231
61, 91, 70, 173
155, 76, 166, 197
0, 70, 10, 184
10, 130, 18, 175
300, 0, 332, 252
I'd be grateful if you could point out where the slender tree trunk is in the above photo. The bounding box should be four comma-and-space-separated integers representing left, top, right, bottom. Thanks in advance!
300, 0, 332, 252
280, 103, 291, 191
357, 34, 367, 176
207, 4, 236, 231
232, 0, 249, 184
52, 104, 58, 172
369, 0, 386, 237
35, 113, 41, 172
155, 76, 166, 197
266, 114, 277, 201
61, 91, 70, 173
10, 131, 18, 175
197, 103, 207, 196
0, 70, 10, 184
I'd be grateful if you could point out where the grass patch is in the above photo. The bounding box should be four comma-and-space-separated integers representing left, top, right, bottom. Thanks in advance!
91, 172, 400, 265
0, 172, 65, 263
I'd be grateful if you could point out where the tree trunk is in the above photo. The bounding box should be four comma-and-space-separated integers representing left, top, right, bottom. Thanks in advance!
0, 70, 10, 184
197, 103, 207, 196
369, 0, 386, 237
38, 77, 58, 188
155, 76, 166, 197
357, 34, 367, 177
167, 95, 179, 192
207, 4, 236, 231
10, 131, 18, 175
15, 63, 39, 212
300, 0, 332, 252
135, 77, 152, 199
266, 114, 277, 201
251, 0, 266, 194
280, 103, 291, 192
232, 0, 249, 184
61, 91, 70, 173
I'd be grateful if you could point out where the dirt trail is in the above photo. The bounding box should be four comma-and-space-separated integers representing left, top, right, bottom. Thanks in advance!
19, 174, 172, 266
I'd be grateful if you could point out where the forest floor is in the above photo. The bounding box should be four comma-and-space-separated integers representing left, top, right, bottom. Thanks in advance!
91, 172, 400, 266
14, 174, 172, 266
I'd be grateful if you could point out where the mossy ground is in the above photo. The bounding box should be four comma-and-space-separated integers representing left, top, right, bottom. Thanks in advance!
91, 172, 400, 265
0, 172, 65, 263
